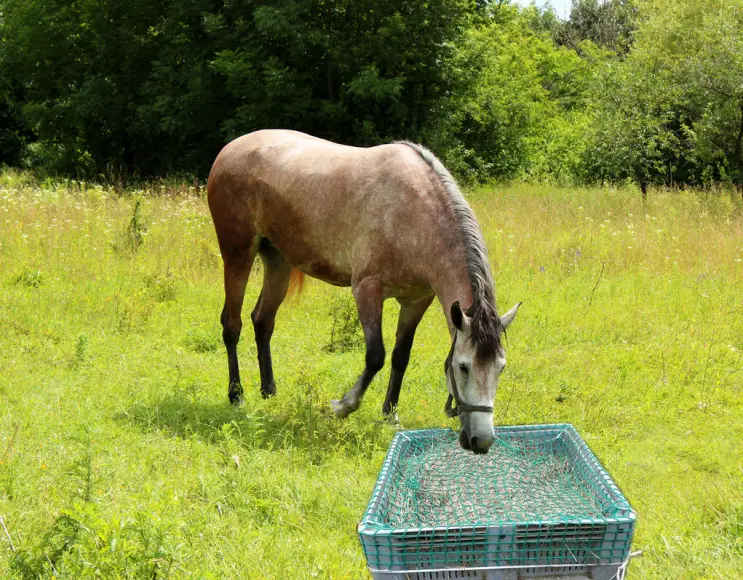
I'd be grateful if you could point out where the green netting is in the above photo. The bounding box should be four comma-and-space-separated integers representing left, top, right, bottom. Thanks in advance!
381, 430, 605, 528
359, 425, 635, 574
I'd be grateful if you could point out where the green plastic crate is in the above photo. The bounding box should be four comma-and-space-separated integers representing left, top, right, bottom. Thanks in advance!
358, 425, 635, 579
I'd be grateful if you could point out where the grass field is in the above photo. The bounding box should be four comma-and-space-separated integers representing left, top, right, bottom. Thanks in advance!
1, 170, 742, 579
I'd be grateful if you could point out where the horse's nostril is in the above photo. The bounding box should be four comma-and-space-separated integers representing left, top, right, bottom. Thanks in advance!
459, 430, 471, 450
469, 436, 490, 455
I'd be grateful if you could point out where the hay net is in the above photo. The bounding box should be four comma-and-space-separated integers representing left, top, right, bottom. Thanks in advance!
372, 427, 621, 530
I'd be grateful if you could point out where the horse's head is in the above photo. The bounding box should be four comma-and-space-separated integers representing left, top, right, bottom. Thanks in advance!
446, 301, 520, 454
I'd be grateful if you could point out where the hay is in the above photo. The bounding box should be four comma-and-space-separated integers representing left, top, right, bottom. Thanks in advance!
381, 430, 606, 529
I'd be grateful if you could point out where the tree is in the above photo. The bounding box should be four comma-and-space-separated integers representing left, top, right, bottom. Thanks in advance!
1, 0, 171, 175
432, 4, 596, 182
583, 49, 684, 196
0, 0, 476, 177
556, 0, 638, 54
584, 0, 743, 191
211, 0, 475, 147
658, 0, 743, 186
0, 40, 25, 167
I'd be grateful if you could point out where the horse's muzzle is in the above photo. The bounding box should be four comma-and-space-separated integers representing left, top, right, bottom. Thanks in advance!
459, 428, 494, 455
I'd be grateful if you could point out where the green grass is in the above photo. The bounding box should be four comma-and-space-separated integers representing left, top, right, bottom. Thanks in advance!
1, 170, 742, 578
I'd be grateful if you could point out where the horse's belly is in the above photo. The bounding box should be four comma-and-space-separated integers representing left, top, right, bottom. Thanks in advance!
296, 259, 352, 287
262, 228, 353, 287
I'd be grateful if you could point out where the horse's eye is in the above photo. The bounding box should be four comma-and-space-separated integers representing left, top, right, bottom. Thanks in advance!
458, 362, 470, 374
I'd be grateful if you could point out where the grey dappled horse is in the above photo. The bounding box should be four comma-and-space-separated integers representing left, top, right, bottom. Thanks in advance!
207, 130, 520, 454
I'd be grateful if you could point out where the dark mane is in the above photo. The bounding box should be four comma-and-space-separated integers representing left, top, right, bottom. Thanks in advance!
398, 141, 503, 360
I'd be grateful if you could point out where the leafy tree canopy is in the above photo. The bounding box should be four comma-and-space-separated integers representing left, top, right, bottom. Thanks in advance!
1, 0, 741, 190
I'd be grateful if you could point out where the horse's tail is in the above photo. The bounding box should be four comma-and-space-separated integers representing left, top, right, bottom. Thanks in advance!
287, 268, 305, 297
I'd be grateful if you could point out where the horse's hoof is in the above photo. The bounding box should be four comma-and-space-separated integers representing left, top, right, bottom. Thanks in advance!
384, 412, 402, 429
261, 383, 276, 399
228, 384, 244, 406
331, 399, 354, 419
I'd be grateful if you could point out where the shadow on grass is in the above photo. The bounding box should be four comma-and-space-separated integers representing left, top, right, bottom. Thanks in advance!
119, 390, 394, 463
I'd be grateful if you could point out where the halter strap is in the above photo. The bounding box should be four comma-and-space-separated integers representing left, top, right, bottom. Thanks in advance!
443, 331, 494, 417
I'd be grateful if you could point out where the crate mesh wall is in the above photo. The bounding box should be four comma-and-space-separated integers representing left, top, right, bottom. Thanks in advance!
359, 425, 635, 574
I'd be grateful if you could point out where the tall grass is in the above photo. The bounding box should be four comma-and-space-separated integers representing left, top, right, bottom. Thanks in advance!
0, 172, 741, 578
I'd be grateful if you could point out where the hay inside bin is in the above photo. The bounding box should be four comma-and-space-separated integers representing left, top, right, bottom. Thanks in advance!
381, 429, 605, 529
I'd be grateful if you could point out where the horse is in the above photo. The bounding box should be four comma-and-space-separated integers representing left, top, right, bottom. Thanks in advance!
207, 130, 520, 454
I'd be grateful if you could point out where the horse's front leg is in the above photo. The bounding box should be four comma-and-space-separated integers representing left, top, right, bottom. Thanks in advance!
331, 278, 385, 418
382, 295, 434, 420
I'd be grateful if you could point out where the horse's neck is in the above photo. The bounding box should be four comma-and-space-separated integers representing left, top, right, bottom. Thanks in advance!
433, 268, 474, 337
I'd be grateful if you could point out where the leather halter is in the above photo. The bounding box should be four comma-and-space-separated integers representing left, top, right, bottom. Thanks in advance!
443, 331, 495, 418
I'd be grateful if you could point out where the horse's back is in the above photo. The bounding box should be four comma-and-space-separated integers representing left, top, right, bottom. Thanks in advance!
211, 129, 359, 175
208, 128, 425, 229
209, 129, 421, 190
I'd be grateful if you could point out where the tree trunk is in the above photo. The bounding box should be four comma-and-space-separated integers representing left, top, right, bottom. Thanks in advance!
736, 102, 743, 190
635, 167, 648, 203
327, 61, 336, 102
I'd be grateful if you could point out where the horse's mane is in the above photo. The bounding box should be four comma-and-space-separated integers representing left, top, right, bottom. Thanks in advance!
398, 141, 503, 360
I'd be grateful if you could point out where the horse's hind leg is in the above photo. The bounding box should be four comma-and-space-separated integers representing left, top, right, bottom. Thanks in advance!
251, 242, 292, 398
331, 277, 385, 418
220, 241, 259, 405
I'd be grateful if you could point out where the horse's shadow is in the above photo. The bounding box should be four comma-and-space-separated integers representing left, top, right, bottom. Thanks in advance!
119, 392, 394, 463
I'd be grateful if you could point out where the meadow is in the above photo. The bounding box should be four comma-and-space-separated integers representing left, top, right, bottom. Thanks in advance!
0, 170, 741, 579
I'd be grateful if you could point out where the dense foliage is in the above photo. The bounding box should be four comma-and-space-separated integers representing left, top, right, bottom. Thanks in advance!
0, 0, 475, 177
1, 0, 742, 188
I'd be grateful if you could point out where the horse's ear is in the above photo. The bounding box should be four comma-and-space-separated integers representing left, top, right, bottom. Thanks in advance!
451, 301, 464, 331
501, 302, 522, 330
